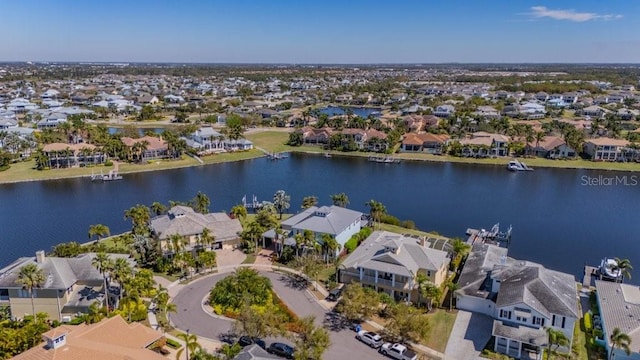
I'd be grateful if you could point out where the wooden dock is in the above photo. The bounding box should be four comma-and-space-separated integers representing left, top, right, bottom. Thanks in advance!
583, 265, 599, 288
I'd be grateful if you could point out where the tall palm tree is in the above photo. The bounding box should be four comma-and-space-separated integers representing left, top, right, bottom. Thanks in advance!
545, 327, 569, 359
200, 227, 215, 250
192, 191, 210, 214
321, 233, 339, 264
112, 258, 132, 301
365, 199, 387, 229
92, 252, 113, 314
609, 327, 632, 360
446, 281, 459, 310
330, 193, 350, 207
273, 190, 291, 220
176, 331, 201, 360
16, 263, 45, 320
614, 258, 633, 283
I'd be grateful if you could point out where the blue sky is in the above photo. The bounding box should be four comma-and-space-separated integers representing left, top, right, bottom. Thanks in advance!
0, 0, 638, 63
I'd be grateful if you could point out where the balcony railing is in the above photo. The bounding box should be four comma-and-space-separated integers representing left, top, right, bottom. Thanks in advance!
344, 272, 411, 289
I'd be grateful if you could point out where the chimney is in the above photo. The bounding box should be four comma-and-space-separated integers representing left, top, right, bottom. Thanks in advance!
35, 250, 46, 264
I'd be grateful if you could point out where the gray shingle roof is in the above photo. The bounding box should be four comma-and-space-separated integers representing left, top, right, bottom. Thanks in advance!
281, 205, 363, 236
595, 280, 640, 348
233, 344, 280, 360
0, 253, 102, 290
456, 244, 578, 318
492, 320, 547, 346
341, 230, 449, 276
150, 206, 242, 242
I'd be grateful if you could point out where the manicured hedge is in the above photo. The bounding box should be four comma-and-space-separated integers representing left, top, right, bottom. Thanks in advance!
165, 338, 181, 349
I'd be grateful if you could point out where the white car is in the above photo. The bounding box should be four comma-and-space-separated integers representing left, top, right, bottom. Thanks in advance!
356, 330, 384, 348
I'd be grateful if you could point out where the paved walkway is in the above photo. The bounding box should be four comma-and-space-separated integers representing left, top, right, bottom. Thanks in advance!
443, 310, 493, 360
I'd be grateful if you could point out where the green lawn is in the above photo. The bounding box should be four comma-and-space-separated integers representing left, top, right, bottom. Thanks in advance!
422, 310, 457, 352
378, 223, 449, 240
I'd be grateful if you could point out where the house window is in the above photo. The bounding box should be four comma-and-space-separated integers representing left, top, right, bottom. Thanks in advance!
499, 310, 512, 320
516, 316, 527, 323
561, 316, 566, 328
427, 271, 432, 277
534, 317, 545, 327
552, 315, 556, 327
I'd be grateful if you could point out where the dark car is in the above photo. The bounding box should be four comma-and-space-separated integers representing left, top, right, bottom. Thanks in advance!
326, 287, 343, 301
237, 335, 266, 349
267, 342, 295, 359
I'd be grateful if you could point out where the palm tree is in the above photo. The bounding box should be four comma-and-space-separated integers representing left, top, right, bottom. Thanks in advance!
169, 233, 185, 256
92, 252, 113, 314
613, 258, 633, 283
301, 195, 318, 209
321, 233, 339, 264
16, 263, 45, 320
176, 330, 201, 360
330, 193, 350, 207
272, 190, 291, 219
200, 227, 215, 250
545, 327, 569, 359
421, 282, 441, 312
365, 199, 387, 229
446, 281, 459, 310
111, 258, 132, 301
192, 191, 210, 214
88, 224, 110, 242
230, 204, 247, 219
151, 201, 167, 216
609, 327, 631, 360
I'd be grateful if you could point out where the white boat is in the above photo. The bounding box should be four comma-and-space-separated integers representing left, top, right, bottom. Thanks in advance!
507, 159, 533, 171
368, 155, 400, 164
599, 258, 622, 279
323, 153, 332, 158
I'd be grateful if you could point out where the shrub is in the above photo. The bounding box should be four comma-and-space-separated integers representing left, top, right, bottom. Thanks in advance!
344, 238, 358, 253
583, 312, 592, 333
165, 338, 181, 349
380, 214, 400, 226
104, 160, 113, 166
401, 220, 416, 229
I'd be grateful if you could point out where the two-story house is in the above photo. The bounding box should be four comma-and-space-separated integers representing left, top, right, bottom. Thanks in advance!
0, 251, 111, 321
595, 280, 640, 360
456, 244, 578, 359
150, 205, 243, 253
121, 136, 169, 161
459, 132, 509, 157
583, 138, 630, 162
185, 126, 225, 154
401, 133, 450, 154
339, 231, 449, 303
279, 205, 363, 258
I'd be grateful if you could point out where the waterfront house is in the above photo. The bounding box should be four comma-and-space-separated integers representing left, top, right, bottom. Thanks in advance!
583, 137, 630, 161
13, 315, 166, 360
42, 143, 107, 168
401, 133, 450, 154
121, 136, 169, 161
0, 251, 107, 321
150, 205, 243, 253
535, 92, 549, 102
339, 231, 449, 303
341, 128, 388, 151
223, 138, 253, 151
298, 126, 333, 145
525, 136, 576, 159
0, 118, 18, 129
187, 126, 225, 154
459, 132, 509, 157
279, 205, 363, 257
455, 243, 578, 359
595, 280, 640, 360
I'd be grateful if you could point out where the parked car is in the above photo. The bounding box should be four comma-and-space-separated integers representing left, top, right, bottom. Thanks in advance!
326, 287, 343, 301
356, 330, 384, 348
237, 335, 266, 349
379, 343, 417, 360
267, 342, 295, 359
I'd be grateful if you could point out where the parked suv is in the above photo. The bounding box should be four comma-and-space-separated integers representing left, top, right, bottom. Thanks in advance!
326, 287, 343, 301
356, 330, 384, 348
237, 335, 266, 349
267, 342, 295, 359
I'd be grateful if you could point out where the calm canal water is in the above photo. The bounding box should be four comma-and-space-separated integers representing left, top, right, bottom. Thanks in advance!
319, 106, 381, 117
1, 154, 638, 283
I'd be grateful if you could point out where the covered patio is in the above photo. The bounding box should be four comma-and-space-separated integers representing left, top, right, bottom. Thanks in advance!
493, 320, 546, 360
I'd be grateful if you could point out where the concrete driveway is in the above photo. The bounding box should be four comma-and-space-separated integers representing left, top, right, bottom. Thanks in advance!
170, 270, 388, 360
444, 310, 493, 360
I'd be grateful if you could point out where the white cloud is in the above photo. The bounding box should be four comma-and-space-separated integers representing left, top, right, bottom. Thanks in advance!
529, 6, 622, 22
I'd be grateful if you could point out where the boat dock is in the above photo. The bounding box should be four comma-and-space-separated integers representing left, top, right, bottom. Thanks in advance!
368, 155, 400, 164
90, 169, 123, 182
583, 265, 599, 288
466, 223, 512, 247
